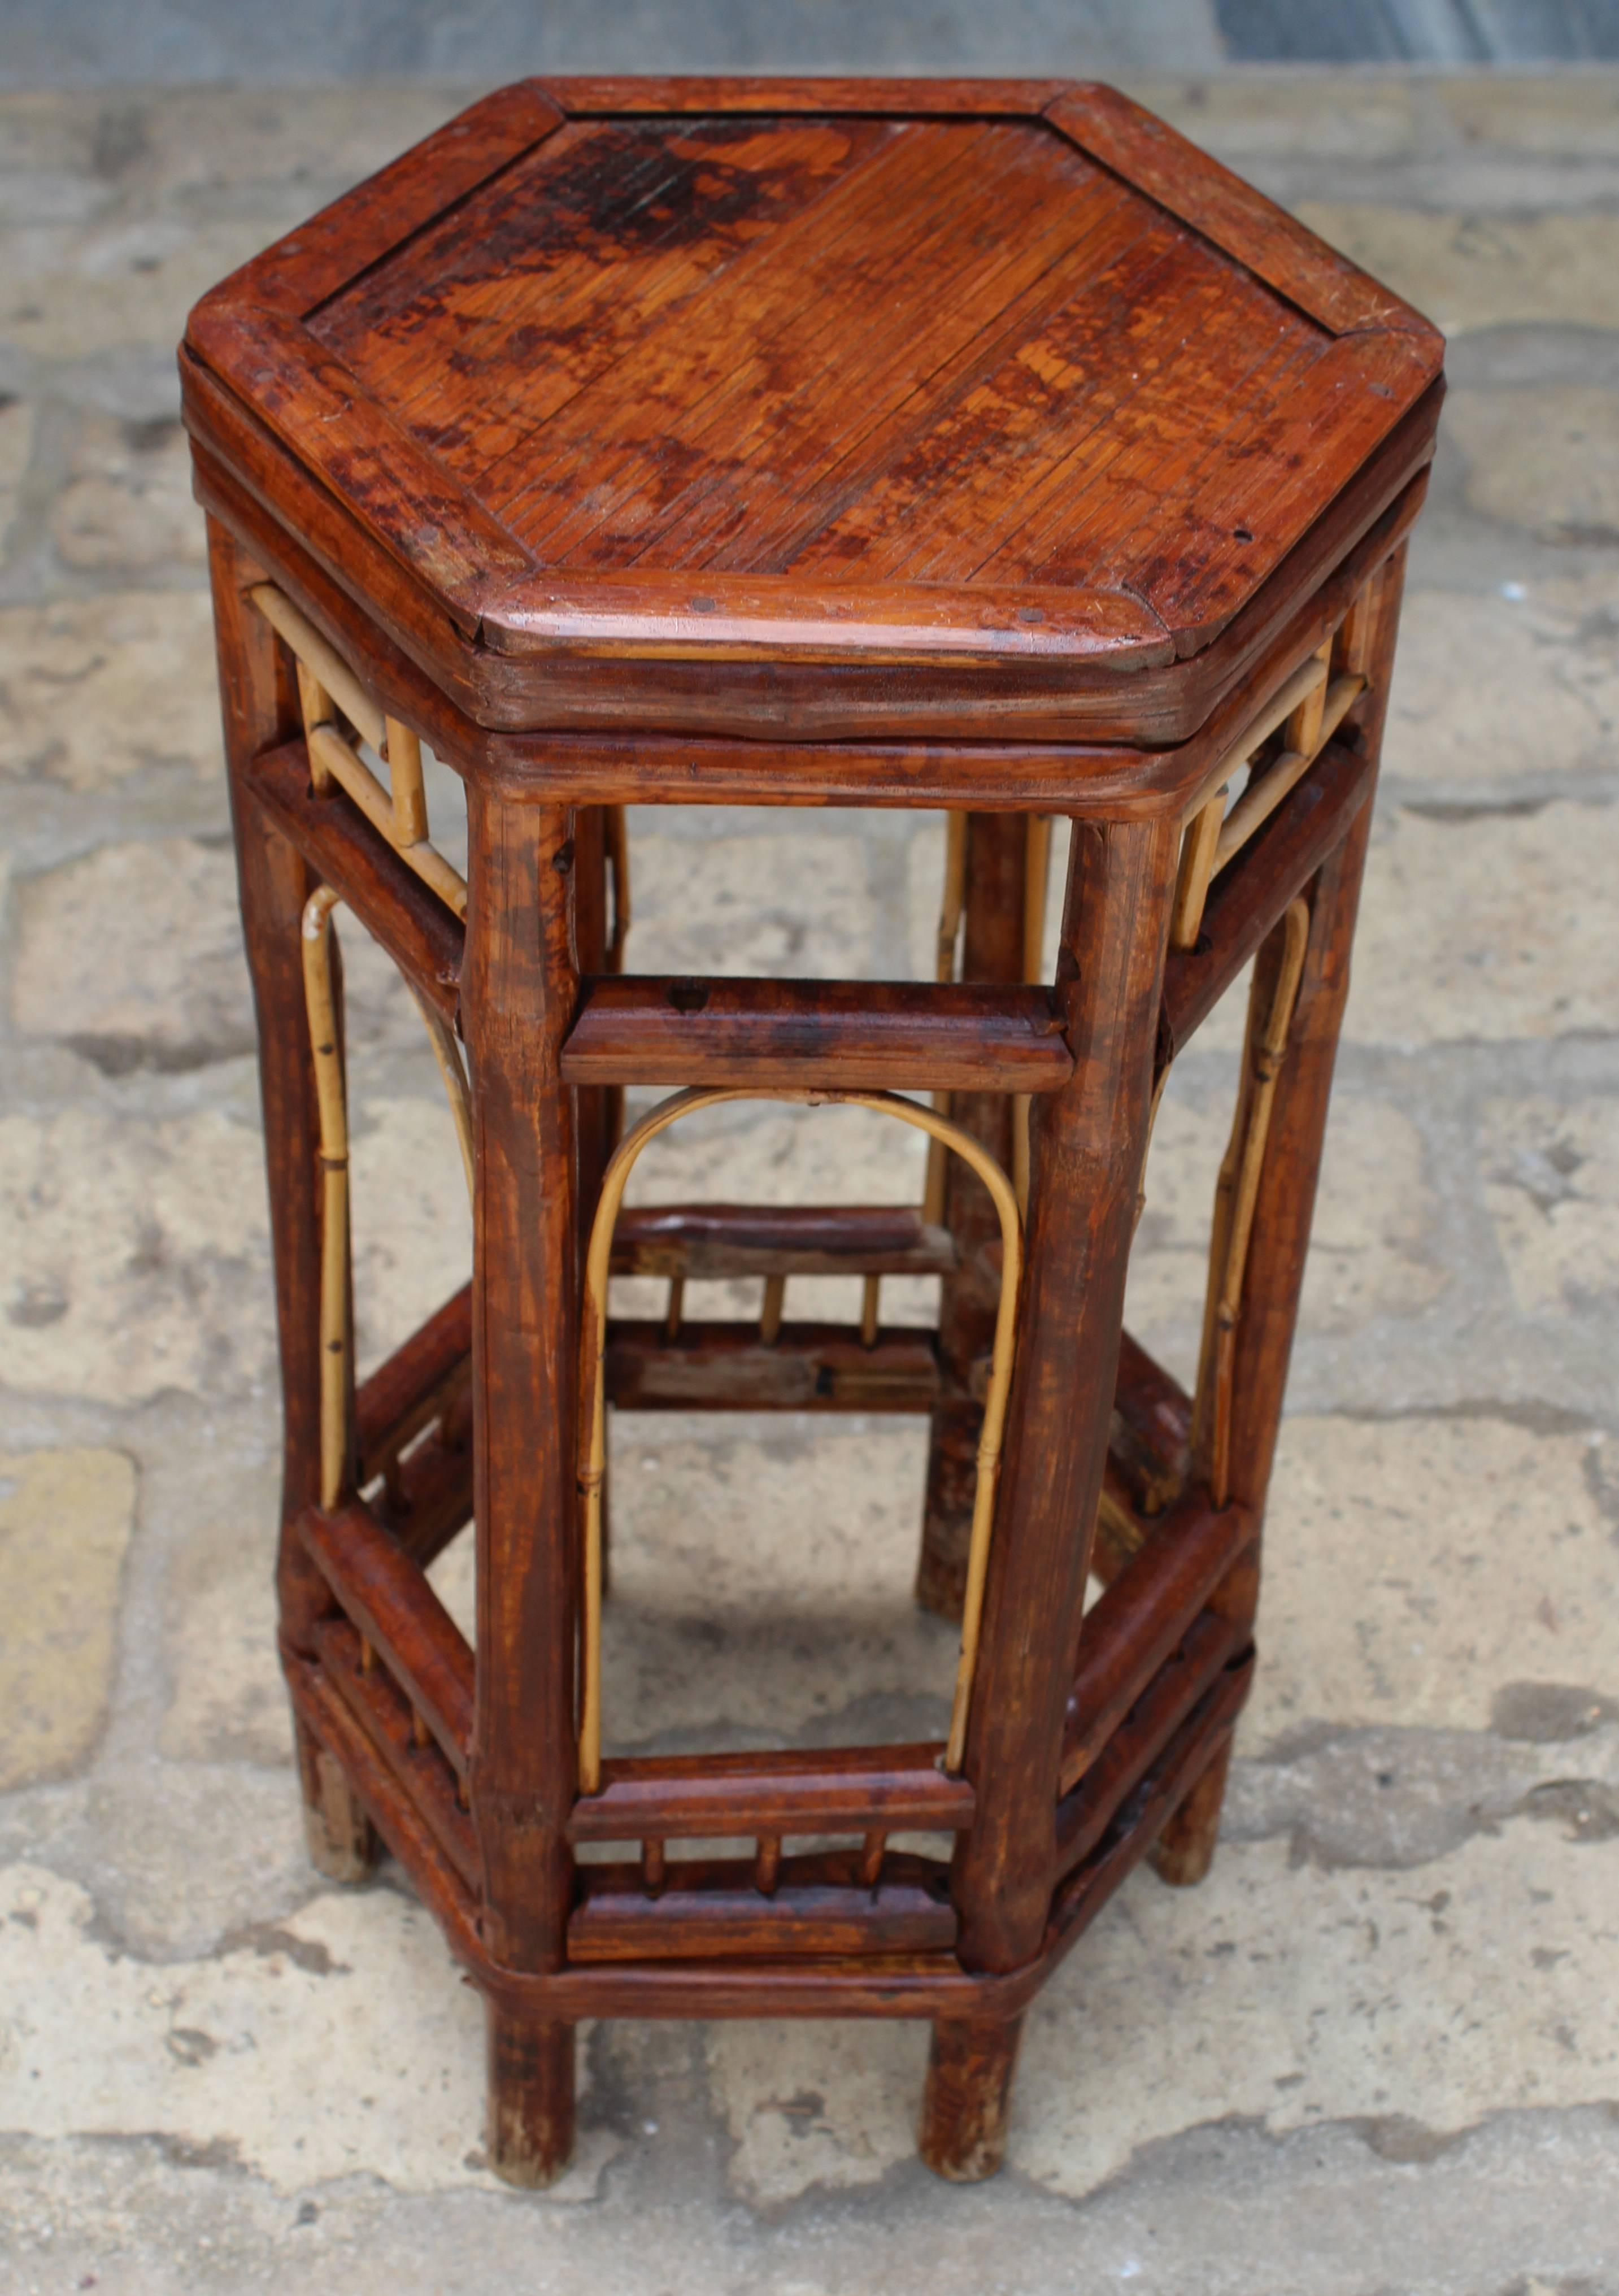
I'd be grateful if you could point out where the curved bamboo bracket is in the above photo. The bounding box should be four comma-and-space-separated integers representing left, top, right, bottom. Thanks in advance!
303, 886, 476, 1516
576, 1086, 1024, 1794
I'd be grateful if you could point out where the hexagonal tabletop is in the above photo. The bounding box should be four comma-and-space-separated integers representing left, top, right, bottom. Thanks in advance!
184, 80, 1443, 744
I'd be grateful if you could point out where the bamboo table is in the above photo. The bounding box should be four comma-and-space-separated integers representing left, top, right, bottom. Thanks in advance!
185, 78, 1443, 2186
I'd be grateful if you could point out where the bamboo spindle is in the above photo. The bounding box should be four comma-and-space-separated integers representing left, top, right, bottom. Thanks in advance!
1212, 673, 1364, 872
760, 1273, 786, 1344
754, 1834, 782, 1897
294, 659, 334, 794
1168, 791, 1225, 953
922, 811, 969, 1226
251, 584, 469, 920
1013, 813, 1052, 1216
301, 885, 351, 1512
1194, 898, 1312, 1506
412, 992, 475, 1206
253, 582, 386, 751
384, 714, 430, 846
860, 1273, 881, 1348
1337, 567, 1383, 676
605, 805, 632, 969
575, 1087, 1024, 1793
1169, 646, 1341, 951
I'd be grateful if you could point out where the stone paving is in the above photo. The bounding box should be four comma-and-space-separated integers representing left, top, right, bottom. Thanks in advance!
0, 72, 1616, 2296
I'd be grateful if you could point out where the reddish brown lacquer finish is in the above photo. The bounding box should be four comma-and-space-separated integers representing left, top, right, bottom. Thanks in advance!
193, 76, 1437, 2189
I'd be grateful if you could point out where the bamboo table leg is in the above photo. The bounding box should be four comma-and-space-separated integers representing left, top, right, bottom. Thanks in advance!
211, 515, 376, 1881
462, 791, 582, 2185
918, 813, 1032, 1620
1154, 544, 1409, 1890
923, 813, 1179, 2176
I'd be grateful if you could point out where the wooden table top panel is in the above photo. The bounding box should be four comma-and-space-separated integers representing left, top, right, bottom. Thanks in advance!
186, 78, 1443, 723
313, 118, 901, 479
785, 228, 1297, 587
474, 121, 1055, 547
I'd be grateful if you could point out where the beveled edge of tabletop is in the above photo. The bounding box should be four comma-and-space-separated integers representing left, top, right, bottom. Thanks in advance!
181, 75, 1444, 749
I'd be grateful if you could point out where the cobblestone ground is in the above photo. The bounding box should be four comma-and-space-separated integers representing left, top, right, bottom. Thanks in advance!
1, 74, 1616, 2296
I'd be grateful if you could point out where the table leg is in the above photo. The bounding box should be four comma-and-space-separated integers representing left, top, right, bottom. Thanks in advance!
918, 814, 1030, 1620
919, 2010, 1026, 2181
1159, 545, 1408, 1887
210, 515, 375, 1880
951, 814, 1179, 1975
462, 790, 581, 2186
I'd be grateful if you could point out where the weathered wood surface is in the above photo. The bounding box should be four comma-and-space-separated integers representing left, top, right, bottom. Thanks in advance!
561, 975, 1072, 1092
297, 1499, 475, 1776
612, 1202, 956, 1280
197, 69, 1435, 2191
603, 1320, 940, 1413
951, 812, 1180, 1974
569, 1745, 974, 1842
569, 1850, 957, 1962
314, 1617, 480, 1890
1061, 1490, 1255, 1791
192, 398, 1429, 775
460, 792, 581, 2181
185, 77, 1440, 743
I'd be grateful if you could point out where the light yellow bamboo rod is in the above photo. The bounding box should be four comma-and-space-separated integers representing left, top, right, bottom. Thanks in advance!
1186, 650, 1328, 828
1283, 641, 1333, 759
606, 804, 632, 968
1134, 1058, 1173, 1236
411, 991, 475, 1206
1201, 899, 1312, 1506
575, 1086, 1024, 1792
1167, 649, 1329, 947
1022, 814, 1052, 984
1013, 812, 1054, 1216
302, 885, 350, 1512
936, 810, 969, 982
294, 660, 335, 793
1211, 675, 1365, 872
384, 715, 430, 847
922, 810, 970, 1227
760, 1273, 786, 1344
251, 583, 386, 753
1169, 789, 1225, 951
1337, 568, 1383, 676
308, 723, 469, 919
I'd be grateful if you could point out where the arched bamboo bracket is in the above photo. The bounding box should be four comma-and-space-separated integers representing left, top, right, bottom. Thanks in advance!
1193, 897, 1312, 1506
302, 885, 351, 1513
921, 810, 969, 1227
303, 888, 476, 1512
576, 1086, 1024, 1795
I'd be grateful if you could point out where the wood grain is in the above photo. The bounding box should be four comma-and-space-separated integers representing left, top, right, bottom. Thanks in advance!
562, 975, 1072, 1092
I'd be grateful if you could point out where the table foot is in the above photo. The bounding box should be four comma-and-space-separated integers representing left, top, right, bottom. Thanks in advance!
1150, 1736, 1234, 1888
487, 2006, 576, 2188
919, 2010, 1025, 2181
295, 1719, 376, 1883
